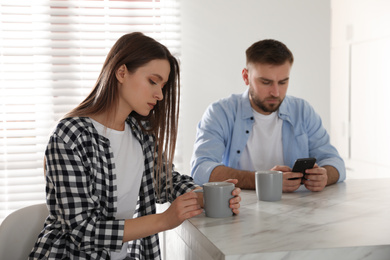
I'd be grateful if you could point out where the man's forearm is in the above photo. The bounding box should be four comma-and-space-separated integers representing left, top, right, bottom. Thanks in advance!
209, 165, 339, 189
324, 165, 340, 186
209, 165, 256, 190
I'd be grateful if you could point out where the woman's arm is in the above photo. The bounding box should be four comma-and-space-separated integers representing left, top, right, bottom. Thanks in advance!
122, 191, 202, 242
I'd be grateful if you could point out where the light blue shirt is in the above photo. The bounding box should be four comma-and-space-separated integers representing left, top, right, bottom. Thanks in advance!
190, 89, 346, 185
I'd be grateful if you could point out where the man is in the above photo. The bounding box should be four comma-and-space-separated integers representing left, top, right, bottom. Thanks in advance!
190, 39, 345, 192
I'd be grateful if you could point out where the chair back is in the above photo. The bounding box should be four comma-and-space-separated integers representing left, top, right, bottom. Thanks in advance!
0, 203, 48, 260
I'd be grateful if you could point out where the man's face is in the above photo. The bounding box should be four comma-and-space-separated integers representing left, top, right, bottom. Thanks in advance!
242, 61, 292, 115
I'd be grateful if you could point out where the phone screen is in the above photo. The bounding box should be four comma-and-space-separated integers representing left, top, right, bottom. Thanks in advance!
292, 158, 316, 173
290, 157, 316, 181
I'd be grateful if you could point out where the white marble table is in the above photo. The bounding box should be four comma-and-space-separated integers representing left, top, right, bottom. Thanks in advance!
161, 179, 390, 260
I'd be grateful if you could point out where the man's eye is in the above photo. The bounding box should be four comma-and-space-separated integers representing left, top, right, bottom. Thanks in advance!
262, 81, 271, 85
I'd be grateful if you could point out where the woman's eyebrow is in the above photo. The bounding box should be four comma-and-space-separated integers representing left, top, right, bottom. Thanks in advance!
151, 73, 168, 84
151, 74, 163, 81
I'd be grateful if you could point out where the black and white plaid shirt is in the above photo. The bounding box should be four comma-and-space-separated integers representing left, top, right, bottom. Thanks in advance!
29, 117, 198, 260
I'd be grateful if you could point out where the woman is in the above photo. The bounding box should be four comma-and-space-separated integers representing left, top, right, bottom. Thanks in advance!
29, 32, 241, 260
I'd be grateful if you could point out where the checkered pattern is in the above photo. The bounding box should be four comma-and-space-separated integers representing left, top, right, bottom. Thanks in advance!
29, 117, 197, 260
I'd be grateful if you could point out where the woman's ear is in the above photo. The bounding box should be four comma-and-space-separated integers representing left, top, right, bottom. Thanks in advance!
242, 68, 249, 85
115, 64, 127, 83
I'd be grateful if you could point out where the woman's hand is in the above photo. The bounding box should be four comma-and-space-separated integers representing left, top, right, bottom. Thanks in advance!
160, 192, 203, 230
223, 179, 241, 215
123, 180, 239, 242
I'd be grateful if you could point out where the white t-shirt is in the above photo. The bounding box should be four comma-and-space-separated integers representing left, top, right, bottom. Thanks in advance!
238, 110, 284, 171
91, 119, 144, 260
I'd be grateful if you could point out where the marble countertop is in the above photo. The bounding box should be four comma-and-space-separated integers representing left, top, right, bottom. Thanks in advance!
173, 179, 390, 260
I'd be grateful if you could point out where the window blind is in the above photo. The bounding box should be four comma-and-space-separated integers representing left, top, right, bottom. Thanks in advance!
0, 0, 181, 223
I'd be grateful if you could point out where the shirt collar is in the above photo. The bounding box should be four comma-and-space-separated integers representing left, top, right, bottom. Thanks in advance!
241, 89, 254, 120
278, 96, 290, 119
126, 116, 144, 142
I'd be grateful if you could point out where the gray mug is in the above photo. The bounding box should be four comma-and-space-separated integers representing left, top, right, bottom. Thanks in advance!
255, 171, 283, 202
195, 182, 234, 218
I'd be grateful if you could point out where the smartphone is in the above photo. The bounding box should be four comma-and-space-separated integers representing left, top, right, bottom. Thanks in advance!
290, 157, 316, 180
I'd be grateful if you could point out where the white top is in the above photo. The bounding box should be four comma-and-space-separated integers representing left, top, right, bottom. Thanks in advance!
91, 119, 144, 260
238, 110, 284, 171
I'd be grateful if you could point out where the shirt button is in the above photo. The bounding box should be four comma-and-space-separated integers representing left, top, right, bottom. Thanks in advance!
237, 150, 240, 154
246, 130, 249, 134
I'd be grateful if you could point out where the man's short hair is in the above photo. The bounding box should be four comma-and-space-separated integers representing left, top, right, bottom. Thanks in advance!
246, 39, 294, 65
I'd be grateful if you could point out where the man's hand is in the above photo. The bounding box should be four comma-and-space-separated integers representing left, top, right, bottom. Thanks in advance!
270, 165, 303, 193
302, 164, 328, 192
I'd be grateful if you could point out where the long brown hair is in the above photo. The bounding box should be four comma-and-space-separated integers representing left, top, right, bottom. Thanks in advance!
65, 32, 180, 192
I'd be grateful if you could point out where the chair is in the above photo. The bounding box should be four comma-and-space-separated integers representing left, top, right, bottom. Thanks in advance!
0, 203, 48, 260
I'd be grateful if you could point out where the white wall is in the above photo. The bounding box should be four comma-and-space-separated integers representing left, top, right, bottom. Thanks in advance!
177, 0, 331, 175
331, 0, 390, 179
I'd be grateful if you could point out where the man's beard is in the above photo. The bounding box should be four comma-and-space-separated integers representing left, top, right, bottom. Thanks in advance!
249, 88, 283, 113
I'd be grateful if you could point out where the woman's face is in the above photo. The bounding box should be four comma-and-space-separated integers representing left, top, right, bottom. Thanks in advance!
117, 59, 170, 116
